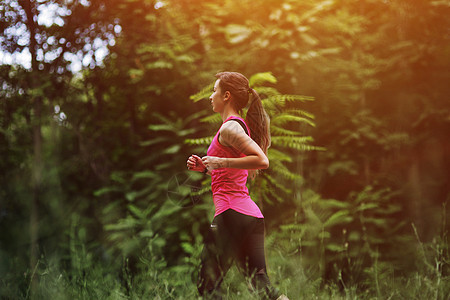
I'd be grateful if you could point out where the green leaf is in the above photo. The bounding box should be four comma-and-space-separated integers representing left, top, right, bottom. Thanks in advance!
128, 204, 145, 219
125, 191, 138, 202
200, 114, 222, 124
323, 210, 353, 227
139, 230, 154, 238
181, 242, 194, 254
356, 202, 379, 212
326, 243, 346, 252
93, 186, 121, 197
145, 60, 173, 69
249, 72, 278, 87
267, 148, 293, 162
190, 83, 214, 102
318, 231, 331, 239
185, 136, 214, 145
319, 199, 350, 210
271, 114, 316, 127
105, 218, 139, 231
164, 144, 181, 154
132, 170, 159, 180
148, 124, 174, 131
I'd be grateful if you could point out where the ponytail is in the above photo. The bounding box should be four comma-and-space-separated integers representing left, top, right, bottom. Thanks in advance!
215, 72, 271, 155
246, 89, 271, 155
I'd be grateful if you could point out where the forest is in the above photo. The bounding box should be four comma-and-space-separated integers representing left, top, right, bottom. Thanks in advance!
0, 0, 449, 299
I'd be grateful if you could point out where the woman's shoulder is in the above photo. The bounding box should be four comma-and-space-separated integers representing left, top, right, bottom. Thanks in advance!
220, 119, 246, 136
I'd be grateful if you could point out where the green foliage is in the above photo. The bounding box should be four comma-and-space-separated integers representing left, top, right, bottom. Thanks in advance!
1, 0, 449, 298
190, 83, 215, 103
272, 186, 408, 290
248, 72, 278, 86
92, 111, 212, 278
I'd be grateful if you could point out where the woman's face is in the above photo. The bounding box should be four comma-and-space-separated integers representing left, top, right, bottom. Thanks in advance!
210, 79, 226, 113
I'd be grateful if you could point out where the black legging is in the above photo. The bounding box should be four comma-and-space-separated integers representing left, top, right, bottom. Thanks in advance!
197, 209, 279, 299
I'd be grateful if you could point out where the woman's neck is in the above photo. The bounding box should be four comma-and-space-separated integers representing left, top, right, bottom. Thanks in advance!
220, 106, 240, 122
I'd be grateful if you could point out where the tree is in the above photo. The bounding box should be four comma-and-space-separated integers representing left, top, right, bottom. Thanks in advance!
1, 0, 117, 295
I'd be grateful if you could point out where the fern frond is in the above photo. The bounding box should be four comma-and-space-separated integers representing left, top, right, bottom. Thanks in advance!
249, 72, 277, 87
266, 94, 315, 104
200, 114, 222, 124
131, 170, 160, 181
190, 82, 214, 102
267, 186, 288, 204
318, 199, 350, 210
297, 144, 326, 151
268, 148, 293, 163
185, 136, 214, 145
270, 125, 302, 136
271, 114, 316, 127
254, 86, 280, 98
152, 112, 173, 125
250, 177, 268, 203
265, 174, 292, 195
270, 159, 302, 181
271, 136, 325, 151
261, 187, 274, 205
148, 124, 174, 132
283, 109, 316, 119
262, 98, 280, 112
271, 136, 314, 145
184, 110, 209, 123
252, 177, 277, 206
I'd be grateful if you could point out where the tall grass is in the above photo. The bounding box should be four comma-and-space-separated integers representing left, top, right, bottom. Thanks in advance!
3, 221, 447, 300
2, 199, 447, 300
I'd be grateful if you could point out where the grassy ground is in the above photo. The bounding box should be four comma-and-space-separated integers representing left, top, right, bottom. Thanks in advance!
3, 244, 448, 300
2, 222, 448, 300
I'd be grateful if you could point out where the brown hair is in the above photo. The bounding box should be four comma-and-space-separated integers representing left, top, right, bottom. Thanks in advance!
215, 72, 271, 154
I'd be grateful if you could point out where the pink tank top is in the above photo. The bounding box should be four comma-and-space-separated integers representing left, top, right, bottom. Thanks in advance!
207, 116, 264, 218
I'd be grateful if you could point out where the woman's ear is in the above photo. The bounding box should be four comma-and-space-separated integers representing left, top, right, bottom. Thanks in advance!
224, 91, 231, 101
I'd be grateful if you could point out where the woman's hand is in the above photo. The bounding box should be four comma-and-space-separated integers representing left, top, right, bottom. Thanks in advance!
201, 156, 227, 171
187, 154, 207, 172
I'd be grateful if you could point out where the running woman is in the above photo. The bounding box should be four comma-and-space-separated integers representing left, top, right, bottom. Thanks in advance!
187, 72, 288, 300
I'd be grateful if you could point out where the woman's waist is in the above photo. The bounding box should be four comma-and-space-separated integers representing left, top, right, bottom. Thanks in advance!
212, 192, 252, 203
211, 182, 249, 195
211, 168, 248, 182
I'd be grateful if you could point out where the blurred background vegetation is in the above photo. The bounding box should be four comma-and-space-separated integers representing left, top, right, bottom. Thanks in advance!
0, 0, 449, 299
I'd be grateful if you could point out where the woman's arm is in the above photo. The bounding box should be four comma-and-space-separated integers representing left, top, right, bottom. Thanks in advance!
202, 121, 269, 170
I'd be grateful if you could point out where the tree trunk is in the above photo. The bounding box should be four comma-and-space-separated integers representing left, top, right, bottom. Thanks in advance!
30, 96, 42, 292
20, 0, 41, 293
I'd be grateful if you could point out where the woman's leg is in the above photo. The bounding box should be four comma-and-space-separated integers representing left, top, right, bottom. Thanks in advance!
198, 210, 282, 299
197, 213, 234, 299
238, 218, 280, 299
